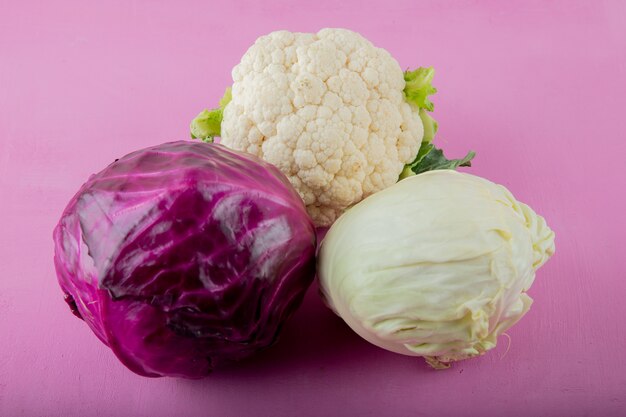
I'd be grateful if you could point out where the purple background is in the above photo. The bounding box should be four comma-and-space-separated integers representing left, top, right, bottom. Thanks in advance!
1, 1, 625, 416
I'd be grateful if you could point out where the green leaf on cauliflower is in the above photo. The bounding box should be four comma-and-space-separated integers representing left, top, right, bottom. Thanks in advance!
401, 66, 475, 179
403, 67, 437, 112
400, 141, 475, 179
418, 108, 438, 144
190, 87, 232, 142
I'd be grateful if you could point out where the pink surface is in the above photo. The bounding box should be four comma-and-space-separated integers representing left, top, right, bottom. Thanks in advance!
1, 0, 625, 416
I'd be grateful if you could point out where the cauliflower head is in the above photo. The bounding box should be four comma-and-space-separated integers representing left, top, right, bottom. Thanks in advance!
219, 29, 424, 226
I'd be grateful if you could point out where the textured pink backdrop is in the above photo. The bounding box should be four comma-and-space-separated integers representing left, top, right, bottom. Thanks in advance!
1, 1, 625, 416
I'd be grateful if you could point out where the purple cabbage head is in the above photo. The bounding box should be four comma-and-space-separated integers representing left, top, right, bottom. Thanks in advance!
53, 141, 317, 378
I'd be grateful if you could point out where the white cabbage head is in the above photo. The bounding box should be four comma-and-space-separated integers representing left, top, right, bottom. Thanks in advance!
318, 170, 555, 368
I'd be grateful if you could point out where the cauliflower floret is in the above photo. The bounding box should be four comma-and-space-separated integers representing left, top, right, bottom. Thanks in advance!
218, 29, 424, 227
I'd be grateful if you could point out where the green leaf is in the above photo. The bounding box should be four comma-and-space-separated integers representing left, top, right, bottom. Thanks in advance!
399, 141, 433, 179
190, 109, 222, 142
419, 108, 438, 144
219, 86, 232, 108
400, 141, 475, 180
403, 67, 437, 112
401, 66, 476, 179
189, 87, 232, 142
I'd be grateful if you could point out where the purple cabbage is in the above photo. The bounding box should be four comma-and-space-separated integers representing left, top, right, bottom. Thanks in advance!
53, 141, 317, 378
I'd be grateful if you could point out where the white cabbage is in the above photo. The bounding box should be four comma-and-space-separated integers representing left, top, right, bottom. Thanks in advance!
318, 170, 555, 368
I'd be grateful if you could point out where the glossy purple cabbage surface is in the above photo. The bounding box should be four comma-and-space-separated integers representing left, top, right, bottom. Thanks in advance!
53, 141, 317, 378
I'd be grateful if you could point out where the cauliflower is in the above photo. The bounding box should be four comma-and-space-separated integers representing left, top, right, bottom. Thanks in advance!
191, 28, 473, 226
